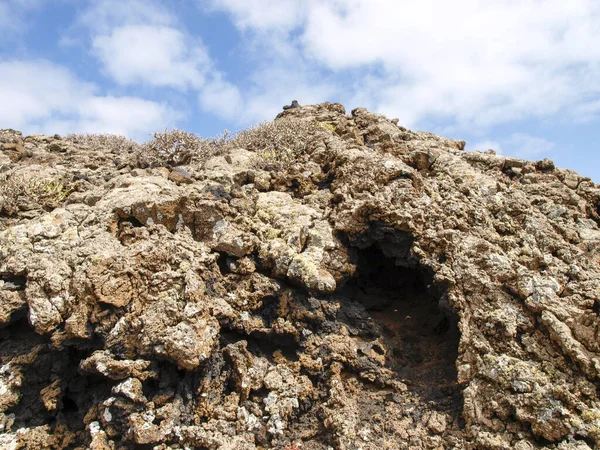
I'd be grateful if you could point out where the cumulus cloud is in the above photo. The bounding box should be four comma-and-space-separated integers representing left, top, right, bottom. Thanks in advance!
0, 2, 11, 30
210, 0, 600, 130
505, 133, 555, 159
93, 25, 210, 89
571, 99, 600, 123
0, 0, 43, 35
76, 0, 174, 34
465, 135, 554, 159
198, 75, 244, 121
470, 140, 503, 155
205, 0, 307, 32
74, 0, 246, 121
239, 64, 336, 123
0, 60, 179, 140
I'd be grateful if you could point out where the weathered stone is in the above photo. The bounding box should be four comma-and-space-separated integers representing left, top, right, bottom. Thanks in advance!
0, 103, 599, 449
168, 166, 193, 184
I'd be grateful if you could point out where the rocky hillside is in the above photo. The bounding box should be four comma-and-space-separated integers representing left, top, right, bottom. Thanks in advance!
0, 103, 599, 449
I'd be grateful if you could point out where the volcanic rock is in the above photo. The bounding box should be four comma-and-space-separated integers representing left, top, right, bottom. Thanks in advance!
0, 103, 599, 449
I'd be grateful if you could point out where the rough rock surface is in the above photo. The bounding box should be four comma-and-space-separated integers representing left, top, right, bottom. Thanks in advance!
1, 103, 599, 449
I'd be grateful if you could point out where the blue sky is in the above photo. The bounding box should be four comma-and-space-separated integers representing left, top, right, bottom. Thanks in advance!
0, 0, 599, 181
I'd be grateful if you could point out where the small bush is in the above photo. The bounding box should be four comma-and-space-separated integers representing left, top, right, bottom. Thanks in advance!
0, 173, 74, 216
68, 118, 331, 171
139, 128, 212, 168
66, 133, 139, 154
225, 118, 322, 170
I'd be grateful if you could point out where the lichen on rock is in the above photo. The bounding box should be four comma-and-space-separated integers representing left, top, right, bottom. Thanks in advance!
0, 103, 599, 449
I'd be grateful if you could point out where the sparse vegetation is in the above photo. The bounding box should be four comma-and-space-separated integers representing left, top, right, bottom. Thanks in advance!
131, 119, 324, 170
225, 118, 323, 169
63, 118, 333, 172
66, 133, 139, 154
0, 173, 74, 216
137, 128, 217, 168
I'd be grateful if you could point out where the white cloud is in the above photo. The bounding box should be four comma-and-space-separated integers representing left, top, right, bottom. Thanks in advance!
0, 0, 43, 35
505, 133, 555, 159
93, 25, 210, 89
0, 60, 179, 140
205, 0, 307, 32
571, 99, 600, 122
240, 64, 336, 123
74, 97, 179, 138
199, 76, 244, 121
470, 140, 503, 155
210, 0, 600, 130
74, 0, 247, 122
75, 0, 333, 125
76, 0, 174, 34
466, 134, 554, 160
0, 2, 11, 30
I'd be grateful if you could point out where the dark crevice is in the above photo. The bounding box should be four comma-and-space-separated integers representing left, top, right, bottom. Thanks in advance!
586, 203, 600, 228
573, 433, 597, 447
247, 331, 300, 361
0, 272, 27, 291
531, 432, 554, 447
317, 171, 335, 190
342, 224, 417, 267
219, 326, 300, 363
117, 215, 144, 228
290, 178, 303, 198
116, 215, 146, 245
219, 328, 248, 348
141, 359, 199, 405
216, 251, 232, 275
1, 318, 109, 438
337, 237, 462, 414
256, 294, 280, 328
0, 302, 28, 329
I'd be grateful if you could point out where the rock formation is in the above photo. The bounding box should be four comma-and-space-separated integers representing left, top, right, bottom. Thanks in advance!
0, 103, 599, 449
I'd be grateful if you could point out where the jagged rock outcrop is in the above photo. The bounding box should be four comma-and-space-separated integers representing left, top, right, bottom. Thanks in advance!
0, 103, 599, 449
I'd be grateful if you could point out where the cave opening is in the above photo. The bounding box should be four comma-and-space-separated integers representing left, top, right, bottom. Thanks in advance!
340, 241, 461, 410
1, 317, 111, 440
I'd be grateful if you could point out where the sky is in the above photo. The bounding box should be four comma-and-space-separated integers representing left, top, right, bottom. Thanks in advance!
0, 0, 599, 181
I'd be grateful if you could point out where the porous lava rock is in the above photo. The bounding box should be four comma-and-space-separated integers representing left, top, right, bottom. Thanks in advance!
1, 103, 599, 449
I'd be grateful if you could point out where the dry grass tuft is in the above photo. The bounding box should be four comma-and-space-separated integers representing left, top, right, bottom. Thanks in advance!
138, 129, 215, 168
67, 118, 329, 171
225, 118, 322, 169
0, 173, 74, 216
66, 133, 140, 153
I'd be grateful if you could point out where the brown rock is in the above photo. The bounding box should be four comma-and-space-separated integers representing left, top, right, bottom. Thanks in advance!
0, 102, 599, 449
168, 167, 193, 184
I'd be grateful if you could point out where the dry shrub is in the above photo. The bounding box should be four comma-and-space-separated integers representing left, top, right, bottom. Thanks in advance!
138, 129, 211, 168
225, 118, 321, 169
66, 133, 140, 154
0, 173, 74, 216
68, 118, 328, 171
